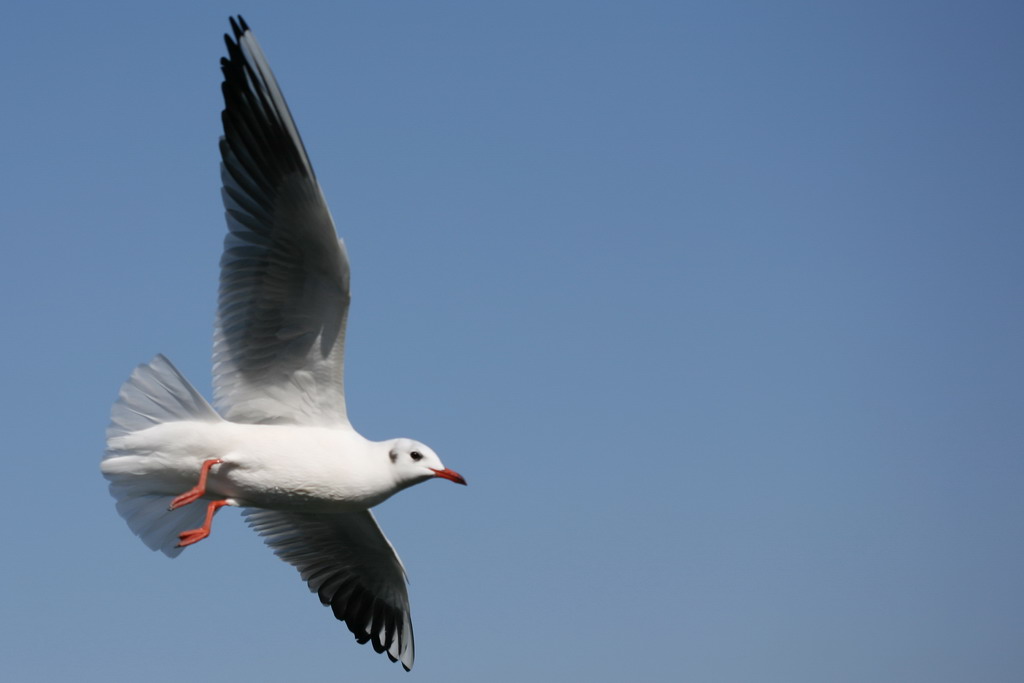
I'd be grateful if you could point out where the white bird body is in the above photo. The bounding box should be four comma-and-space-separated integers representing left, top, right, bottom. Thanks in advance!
105, 422, 407, 512
99, 16, 464, 671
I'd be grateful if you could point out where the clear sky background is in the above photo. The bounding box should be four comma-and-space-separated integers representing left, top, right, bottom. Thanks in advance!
1, 1, 1022, 681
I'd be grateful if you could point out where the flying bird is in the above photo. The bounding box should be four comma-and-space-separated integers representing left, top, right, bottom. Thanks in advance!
100, 16, 465, 671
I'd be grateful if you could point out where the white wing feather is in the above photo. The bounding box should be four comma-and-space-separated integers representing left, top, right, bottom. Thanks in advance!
214, 17, 351, 427
245, 509, 415, 670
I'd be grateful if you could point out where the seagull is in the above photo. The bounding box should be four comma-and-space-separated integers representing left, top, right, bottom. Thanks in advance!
100, 16, 464, 671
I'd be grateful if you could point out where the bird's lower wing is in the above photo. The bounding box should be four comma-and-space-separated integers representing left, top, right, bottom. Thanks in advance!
243, 508, 414, 670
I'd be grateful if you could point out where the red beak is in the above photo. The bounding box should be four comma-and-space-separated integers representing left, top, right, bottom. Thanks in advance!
430, 468, 467, 485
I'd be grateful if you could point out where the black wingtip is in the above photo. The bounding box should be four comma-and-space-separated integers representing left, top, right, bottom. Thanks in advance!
228, 15, 250, 40
228, 15, 250, 36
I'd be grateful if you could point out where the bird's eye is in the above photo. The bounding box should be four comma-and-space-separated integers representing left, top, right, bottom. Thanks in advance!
410, 451, 423, 461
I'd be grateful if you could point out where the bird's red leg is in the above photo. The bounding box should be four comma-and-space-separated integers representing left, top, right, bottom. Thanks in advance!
177, 499, 231, 547
169, 458, 223, 510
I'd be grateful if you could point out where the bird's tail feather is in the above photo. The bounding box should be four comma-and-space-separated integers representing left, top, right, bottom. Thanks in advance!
106, 354, 220, 440
102, 355, 222, 557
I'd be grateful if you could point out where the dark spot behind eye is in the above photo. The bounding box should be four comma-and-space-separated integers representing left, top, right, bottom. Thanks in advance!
410, 451, 423, 461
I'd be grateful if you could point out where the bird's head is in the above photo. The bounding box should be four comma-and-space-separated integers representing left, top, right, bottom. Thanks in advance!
388, 438, 466, 487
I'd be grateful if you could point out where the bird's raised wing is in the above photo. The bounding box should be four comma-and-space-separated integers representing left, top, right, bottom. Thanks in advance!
244, 509, 415, 670
214, 16, 351, 426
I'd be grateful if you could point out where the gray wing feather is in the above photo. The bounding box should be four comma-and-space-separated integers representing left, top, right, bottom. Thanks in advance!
214, 17, 350, 426
244, 508, 415, 670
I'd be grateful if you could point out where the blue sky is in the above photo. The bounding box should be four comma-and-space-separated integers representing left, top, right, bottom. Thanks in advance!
2, 1, 1022, 681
